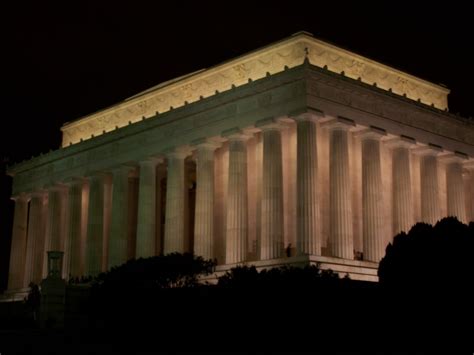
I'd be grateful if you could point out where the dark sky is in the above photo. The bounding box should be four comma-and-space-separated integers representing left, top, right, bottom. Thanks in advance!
0, 2, 473, 289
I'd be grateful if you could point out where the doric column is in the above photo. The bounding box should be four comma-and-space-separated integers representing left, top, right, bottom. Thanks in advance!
8, 194, 29, 290
258, 119, 284, 260
194, 140, 220, 260
164, 149, 190, 254
65, 179, 84, 278
359, 128, 386, 262
387, 137, 415, 235
225, 131, 250, 264
136, 158, 162, 259
108, 166, 134, 269
323, 117, 355, 259
86, 173, 107, 276
45, 185, 66, 252
465, 162, 474, 222
23, 191, 46, 286
33, 192, 47, 283
441, 153, 469, 223
295, 114, 321, 256
416, 145, 442, 225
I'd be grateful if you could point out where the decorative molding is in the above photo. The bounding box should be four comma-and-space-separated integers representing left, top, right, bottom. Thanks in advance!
61, 33, 449, 146
306, 70, 473, 146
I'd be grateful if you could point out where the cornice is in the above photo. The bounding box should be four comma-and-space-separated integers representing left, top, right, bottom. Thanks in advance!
60, 32, 451, 146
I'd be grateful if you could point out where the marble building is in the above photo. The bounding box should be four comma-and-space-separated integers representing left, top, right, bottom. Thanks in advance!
5, 32, 474, 293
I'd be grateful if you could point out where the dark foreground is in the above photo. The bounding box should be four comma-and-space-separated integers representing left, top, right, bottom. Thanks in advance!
1, 281, 473, 353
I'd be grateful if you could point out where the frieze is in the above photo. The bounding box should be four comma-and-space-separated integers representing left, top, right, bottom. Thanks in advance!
308, 74, 472, 146
61, 33, 449, 146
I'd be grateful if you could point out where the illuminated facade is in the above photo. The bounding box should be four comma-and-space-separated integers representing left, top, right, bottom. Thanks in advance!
5, 32, 474, 294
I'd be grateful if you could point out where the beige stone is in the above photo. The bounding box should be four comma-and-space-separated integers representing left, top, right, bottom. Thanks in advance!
225, 132, 250, 264
61, 33, 449, 146
193, 141, 219, 260
136, 159, 161, 258
8, 195, 29, 290
163, 150, 190, 254
259, 121, 284, 260
5, 34, 474, 292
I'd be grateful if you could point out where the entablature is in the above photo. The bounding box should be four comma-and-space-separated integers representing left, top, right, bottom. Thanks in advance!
60, 32, 450, 147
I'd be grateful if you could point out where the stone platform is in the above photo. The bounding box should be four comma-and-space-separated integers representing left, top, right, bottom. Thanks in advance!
201, 255, 379, 283
0, 287, 30, 302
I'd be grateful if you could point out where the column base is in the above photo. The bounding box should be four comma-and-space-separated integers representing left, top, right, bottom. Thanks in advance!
0, 287, 30, 302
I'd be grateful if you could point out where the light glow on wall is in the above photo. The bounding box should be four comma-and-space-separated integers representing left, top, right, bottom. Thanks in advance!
61, 32, 449, 147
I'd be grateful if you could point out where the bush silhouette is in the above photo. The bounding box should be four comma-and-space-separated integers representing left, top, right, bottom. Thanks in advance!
88, 253, 215, 330
378, 217, 474, 292
218, 264, 339, 289
93, 252, 215, 290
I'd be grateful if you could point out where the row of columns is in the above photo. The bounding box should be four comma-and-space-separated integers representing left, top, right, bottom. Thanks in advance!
7, 116, 473, 290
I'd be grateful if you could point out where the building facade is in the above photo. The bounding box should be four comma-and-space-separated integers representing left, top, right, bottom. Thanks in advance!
5, 32, 474, 293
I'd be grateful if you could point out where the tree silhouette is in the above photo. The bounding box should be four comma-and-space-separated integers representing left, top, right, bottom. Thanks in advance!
87, 253, 215, 332
218, 264, 339, 289
93, 252, 215, 290
378, 217, 474, 293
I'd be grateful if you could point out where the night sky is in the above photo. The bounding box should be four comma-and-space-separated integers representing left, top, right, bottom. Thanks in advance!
1, 2, 472, 289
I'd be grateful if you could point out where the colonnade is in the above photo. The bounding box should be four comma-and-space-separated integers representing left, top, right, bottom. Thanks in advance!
7, 116, 473, 290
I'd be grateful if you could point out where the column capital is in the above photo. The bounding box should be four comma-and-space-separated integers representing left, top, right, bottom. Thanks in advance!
138, 157, 164, 168
288, 107, 325, 122
43, 182, 68, 193
110, 164, 136, 175
61, 176, 87, 187
28, 190, 47, 199
462, 159, 474, 171
385, 135, 417, 149
356, 126, 387, 141
222, 127, 252, 142
164, 146, 193, 159
320, 116, 356, 131
255, 117, 286, 131
10, 192, 29, 202
191, 137, 223, 151
412, 143, 444, 156
438, 151, 469, 164
85, 170, 112, 179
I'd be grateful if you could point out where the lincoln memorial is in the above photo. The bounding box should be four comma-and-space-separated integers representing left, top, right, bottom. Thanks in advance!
5, 32, 474, 295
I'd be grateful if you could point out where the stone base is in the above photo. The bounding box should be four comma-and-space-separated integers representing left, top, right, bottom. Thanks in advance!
201, 255, 379, 283
40, 277, 66, 328
0, 287, 30, 302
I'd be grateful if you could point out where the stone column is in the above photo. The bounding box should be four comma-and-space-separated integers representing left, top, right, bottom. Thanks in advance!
85, 174, 106, 276
295, 115, 321, 256
466, 162, 474, 222
108, 166, 133, 269
387, 137, 415, 235
417, 145, 442, 225
359, 128, 385, 262
441, 153, 468, 223
323, 118, 355, 259
45, 185, 66, 253
65, 179, 84, 278
194, 141, 220, 260
8, 194, 29, 291
33, 193, 47, 283
225, 132, 250, 264
258, 120, 284, 260
23, 191, 46, 287
155, 165, 167, 255
136, 159, 161, 259
164, 149, 190, 254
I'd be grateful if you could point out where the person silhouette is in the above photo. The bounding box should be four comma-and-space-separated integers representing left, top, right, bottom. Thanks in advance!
286, 243, 292, 257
